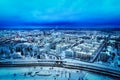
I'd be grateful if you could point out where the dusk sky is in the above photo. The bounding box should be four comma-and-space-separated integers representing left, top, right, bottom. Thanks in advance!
0, 0, 120, 28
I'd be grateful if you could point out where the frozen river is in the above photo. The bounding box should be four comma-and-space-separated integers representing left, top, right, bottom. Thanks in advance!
0, 66, 115, 80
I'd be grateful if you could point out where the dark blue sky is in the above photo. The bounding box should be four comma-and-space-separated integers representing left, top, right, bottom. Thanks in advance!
0, 0, 120, 28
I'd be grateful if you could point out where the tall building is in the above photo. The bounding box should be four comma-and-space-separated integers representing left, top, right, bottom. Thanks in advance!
56, 44, 62, 54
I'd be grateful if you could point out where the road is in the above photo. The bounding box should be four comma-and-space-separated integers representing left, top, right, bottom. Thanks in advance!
90, 36, 109, 62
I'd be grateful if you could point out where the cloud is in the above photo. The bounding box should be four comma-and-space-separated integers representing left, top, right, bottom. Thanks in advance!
0, 0, 120, 24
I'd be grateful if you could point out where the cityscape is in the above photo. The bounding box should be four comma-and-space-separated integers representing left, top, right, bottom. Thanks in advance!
0, 29, 120, 80
0, 0, 120, 80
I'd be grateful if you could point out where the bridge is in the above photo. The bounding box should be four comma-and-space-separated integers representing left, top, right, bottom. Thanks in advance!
0, 59, 120, 78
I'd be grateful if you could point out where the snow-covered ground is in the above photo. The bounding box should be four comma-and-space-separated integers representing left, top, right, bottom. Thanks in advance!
0, 66, 115, 80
